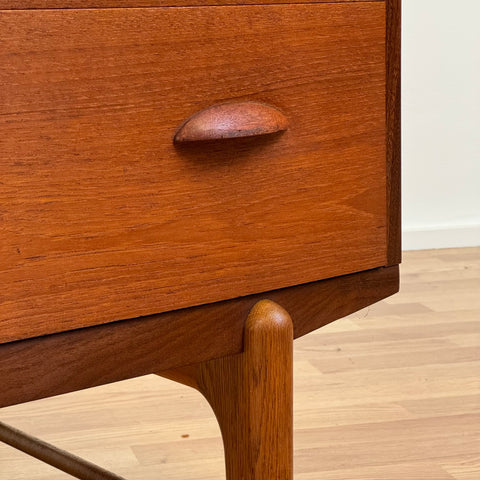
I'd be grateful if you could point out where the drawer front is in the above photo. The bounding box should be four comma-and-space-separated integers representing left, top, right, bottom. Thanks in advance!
0, 3, 386, 342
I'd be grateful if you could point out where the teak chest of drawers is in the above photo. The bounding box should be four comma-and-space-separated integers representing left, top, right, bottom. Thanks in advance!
0, 0, 401, 478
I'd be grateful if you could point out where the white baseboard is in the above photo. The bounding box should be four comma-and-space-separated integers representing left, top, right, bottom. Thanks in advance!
402, 224, 480, 251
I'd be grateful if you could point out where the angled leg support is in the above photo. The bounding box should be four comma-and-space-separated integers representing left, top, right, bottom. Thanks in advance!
0, 420, 126, 480
161, 299, 294, 480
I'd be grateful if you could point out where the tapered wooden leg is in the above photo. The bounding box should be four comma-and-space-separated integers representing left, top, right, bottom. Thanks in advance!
161, 299, 294, 480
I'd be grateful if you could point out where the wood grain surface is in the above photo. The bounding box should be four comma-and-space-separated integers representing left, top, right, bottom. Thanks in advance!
0, 0, 384, 10
174, 101, 289, 143
0, 266, 398, 408
0, 3, 387, 343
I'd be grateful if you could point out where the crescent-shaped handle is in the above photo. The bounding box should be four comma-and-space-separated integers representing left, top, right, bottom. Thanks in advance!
173, 101, 288, 143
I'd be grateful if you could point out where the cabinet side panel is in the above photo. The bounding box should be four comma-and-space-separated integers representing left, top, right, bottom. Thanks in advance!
386, 0, 401, 264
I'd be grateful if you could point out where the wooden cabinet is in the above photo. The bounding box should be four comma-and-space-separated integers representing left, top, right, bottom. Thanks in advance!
0, 3, 391, 342
0, 1, 400, 477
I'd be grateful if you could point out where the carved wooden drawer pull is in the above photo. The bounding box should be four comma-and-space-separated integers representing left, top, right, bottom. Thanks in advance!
174, 101, 288, 143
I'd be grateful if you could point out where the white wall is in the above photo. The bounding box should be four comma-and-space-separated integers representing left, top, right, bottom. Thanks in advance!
402, 0, 480, 250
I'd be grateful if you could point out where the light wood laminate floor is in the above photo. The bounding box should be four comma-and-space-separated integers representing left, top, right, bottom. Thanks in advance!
1, 248, 479, 479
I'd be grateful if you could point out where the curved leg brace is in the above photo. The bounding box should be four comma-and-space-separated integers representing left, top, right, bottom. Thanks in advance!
161, 299, 294, 480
